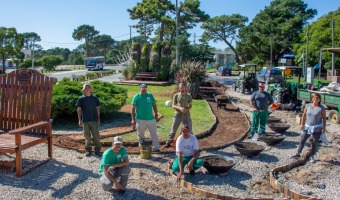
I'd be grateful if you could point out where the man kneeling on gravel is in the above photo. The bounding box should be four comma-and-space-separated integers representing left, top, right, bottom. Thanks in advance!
171, 125, 205, 181
98, 136, 131, 194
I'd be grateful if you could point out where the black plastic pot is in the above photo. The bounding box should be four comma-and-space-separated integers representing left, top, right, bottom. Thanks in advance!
234, 141, 265, 157
259, 134, 286, 145
267, 122, 291, 133
267, 116, 281, 123
201, 155, 235, 174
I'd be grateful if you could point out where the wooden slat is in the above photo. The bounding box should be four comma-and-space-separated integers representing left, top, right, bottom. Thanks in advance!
0, 69, 54, 177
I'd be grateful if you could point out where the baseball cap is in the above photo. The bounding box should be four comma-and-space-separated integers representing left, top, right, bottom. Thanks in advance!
258, 82, 265, 87
181, 124, 190, 131
82, 83, 92, 91
112, 136, 123, 144
140, 83, 147, 88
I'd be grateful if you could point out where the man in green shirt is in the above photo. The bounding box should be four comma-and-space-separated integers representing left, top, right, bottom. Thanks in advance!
99, 136, 130, 194
131, 83, 160, 151
165, 83, 192, 147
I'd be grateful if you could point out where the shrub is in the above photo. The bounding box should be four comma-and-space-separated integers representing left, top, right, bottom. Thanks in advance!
38, 55, 63, 71
19, 59, 41, 68
51, 78, 127, 119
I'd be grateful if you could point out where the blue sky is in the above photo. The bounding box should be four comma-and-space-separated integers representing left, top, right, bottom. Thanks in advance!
1, 0, 339, 50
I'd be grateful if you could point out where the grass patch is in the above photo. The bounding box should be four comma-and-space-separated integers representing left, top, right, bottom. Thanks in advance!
102, 84, 215, 142
287, 76, 330, 84
206, 68, 216, 73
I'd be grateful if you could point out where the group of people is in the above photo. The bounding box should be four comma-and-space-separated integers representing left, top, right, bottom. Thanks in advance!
76, 82, 204, 194
250, 82, 327, 164
76, 81, 328, 194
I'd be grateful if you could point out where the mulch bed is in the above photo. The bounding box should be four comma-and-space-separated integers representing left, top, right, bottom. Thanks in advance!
52, 80, 249, 154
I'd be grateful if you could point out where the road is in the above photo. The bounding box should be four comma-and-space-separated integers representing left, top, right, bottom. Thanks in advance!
208, 72, 239, 87
46, 65, 125, 82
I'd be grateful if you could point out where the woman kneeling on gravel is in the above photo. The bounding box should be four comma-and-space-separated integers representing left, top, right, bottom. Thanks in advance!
171, 125, 205, 181
98, 136, 131, 194
292, 93, 326, 163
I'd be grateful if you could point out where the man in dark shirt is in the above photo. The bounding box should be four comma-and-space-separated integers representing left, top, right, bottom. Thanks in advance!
249, 82, 273, 139
76, 84, 101, 156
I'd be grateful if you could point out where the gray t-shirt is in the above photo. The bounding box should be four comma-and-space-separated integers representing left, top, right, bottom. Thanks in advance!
305, 103, 325, 126
76, 95, 100, 122
250, 91, 273, 110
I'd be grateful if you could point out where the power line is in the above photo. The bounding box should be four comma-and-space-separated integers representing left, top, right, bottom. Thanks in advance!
37, 31, 139, 46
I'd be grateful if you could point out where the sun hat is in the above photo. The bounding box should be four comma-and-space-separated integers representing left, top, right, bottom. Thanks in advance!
140, 83, 147, 88
82, 83, 92, 91
112, 136, 123, 144
181, 124, 190, 131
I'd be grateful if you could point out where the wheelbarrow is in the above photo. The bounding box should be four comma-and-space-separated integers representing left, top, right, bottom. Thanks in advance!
213, 94, 229, 109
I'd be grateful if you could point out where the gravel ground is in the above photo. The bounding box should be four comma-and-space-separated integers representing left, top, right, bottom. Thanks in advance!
1, 87, 339, 200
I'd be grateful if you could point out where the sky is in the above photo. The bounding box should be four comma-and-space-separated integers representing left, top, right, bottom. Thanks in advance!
1, 0, 339, 51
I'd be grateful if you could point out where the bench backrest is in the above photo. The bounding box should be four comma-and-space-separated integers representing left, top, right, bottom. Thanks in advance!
136, 72, 158, 77
0, 69, 54, 133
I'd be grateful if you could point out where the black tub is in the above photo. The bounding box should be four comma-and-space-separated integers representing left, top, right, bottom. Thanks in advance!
234, 141, 265, 157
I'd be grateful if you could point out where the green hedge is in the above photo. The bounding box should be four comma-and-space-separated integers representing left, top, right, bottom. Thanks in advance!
51, 78, 127, 119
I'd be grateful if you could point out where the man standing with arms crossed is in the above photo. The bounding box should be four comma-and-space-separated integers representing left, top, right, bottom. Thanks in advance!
249, 82, 273, 140
76, 83, 102, 156
165, 83, 192, 147
131, 83, 160, 152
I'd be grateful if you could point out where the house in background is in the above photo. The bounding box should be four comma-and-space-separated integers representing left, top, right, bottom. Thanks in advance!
213, 48, 236, 68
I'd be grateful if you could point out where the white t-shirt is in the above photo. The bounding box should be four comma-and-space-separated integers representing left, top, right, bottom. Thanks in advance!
176, 134, 199, 157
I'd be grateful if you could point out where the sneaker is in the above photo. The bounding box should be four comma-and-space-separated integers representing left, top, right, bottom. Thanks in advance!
164, 142, 172, 148
152, 149, 160, 153
291, 154, 300, 159
309, 156, 316, 163
85, 152, 92, 157
117, 189, 126, 195
95, 152, 102, 156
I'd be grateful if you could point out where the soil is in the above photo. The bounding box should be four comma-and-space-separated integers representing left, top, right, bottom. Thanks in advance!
202, 158, 233, 167
267, 122, 291, 133
216, 95, 228, 100
52, 80, 249, 154
267, 116, 281, 123
234, 142, 264, 150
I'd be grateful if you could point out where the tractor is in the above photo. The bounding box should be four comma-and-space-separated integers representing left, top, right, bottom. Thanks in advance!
233, 64, 258, 94
267, 66, 302, 107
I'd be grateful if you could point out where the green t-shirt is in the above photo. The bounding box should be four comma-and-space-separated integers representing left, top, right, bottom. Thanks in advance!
173, 92, 192, 115
132, 92, 156, 120
98, 146, 128, 174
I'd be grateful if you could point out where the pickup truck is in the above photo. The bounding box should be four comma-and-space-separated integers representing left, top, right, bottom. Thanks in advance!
298, 89, 340, 124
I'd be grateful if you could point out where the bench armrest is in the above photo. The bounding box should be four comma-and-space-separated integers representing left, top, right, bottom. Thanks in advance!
9, 121, 50, 135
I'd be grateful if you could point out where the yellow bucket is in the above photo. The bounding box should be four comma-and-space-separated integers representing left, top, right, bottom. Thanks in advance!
139, 139, 152, 159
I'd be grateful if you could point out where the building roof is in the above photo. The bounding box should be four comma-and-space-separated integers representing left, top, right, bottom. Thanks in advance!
323, 48, 340, 56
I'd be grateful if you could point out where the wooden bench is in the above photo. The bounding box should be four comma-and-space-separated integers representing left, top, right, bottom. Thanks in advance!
135, 72, 158, 81
0, 69, 54, 177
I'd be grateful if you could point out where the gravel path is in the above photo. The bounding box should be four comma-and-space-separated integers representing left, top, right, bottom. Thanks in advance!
1, 87, 339, 200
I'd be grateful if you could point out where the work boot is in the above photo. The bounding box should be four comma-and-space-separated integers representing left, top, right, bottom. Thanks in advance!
164, 141, 172, 148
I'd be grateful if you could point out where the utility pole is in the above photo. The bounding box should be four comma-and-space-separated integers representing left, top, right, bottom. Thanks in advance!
319, 48, 322, 79
31, 40, 35, 69
193, 32, 196, 58
331, 20, 335, 78
270, 33, 273, 68
305, 23, 309, 81
129, 25, 132, 45
175, 0, 179, 69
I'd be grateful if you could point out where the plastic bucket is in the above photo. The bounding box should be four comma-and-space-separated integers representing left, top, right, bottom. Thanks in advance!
139, 139, 152, 159
271, 103, 279, 110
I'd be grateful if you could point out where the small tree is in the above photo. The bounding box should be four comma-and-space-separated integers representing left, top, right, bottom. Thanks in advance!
38, 55, 63, 71
175, 61, 208, 99
19, 59, 40, 68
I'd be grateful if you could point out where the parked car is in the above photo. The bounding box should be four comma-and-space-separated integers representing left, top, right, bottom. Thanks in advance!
215, 66, 232, 76
256, 68, 283, 84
